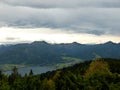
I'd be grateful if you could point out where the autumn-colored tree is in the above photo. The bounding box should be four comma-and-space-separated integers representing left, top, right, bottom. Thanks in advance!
85, 58, 111, 77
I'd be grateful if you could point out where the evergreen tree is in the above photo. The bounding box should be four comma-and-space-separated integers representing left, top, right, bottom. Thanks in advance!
29, 69, 34, 76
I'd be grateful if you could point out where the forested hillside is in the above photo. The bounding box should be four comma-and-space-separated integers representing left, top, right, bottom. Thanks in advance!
0, 41, 120, 65
0, 58, 120, 90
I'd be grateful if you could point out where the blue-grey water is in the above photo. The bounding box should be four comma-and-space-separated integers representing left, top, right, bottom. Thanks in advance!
4, 66, 56, 76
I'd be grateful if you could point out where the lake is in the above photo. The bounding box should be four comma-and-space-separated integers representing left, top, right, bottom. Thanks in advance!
3, 66, 56, 76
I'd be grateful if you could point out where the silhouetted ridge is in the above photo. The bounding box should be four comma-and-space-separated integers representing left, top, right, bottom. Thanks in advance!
0, 41, 120, 65
104, 41, 115, 45
31, 41, 49, 45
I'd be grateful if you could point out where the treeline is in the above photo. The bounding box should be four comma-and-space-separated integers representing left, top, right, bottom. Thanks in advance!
0, 58, 120, 90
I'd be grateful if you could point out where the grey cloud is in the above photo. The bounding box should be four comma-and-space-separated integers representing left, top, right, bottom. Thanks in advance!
5, 37, 19, 41
0, 41, 30, 45
86, 30, 105, 35
0, 1, 120, 36
1, 0, 120, 8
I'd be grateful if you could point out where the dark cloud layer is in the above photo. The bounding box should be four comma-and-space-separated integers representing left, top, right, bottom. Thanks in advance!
0, 0, 120, 36
1, 0, 120, 8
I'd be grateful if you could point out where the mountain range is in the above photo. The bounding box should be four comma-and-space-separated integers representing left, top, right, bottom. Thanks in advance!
0, 41, 120, 65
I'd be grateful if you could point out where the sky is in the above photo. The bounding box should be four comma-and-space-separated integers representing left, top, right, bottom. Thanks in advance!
0, 0, 120, 44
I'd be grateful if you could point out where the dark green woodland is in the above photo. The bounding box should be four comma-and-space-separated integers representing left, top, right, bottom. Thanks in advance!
0, 58, 120, 90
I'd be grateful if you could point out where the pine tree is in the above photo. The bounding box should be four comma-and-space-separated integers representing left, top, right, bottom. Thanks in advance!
29, 69, 33, 76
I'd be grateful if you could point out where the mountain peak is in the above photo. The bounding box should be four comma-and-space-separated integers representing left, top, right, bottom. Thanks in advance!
71, 42, 81, 45
104, 41, 115, 45
31, 41, 48, 45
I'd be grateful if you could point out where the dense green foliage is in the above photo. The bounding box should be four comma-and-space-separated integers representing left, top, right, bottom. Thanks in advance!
0, 58, 120, 90
0, 41, 120, 65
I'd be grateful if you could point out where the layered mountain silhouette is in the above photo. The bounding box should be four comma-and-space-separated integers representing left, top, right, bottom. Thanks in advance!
0, 41, 120, 65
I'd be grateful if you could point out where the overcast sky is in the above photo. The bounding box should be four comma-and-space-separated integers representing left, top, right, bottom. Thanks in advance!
0, 0, 120, 44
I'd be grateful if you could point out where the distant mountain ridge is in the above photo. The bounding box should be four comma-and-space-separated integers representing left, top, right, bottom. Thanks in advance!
0, 41, 120, 65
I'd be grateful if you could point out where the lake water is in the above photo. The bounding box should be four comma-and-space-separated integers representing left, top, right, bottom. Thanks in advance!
4, 66, 56, 76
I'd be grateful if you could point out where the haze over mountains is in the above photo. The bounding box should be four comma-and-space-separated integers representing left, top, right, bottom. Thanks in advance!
0, 41, 120, 65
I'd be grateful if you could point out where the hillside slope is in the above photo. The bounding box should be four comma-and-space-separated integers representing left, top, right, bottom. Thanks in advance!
0, 41, 120, 65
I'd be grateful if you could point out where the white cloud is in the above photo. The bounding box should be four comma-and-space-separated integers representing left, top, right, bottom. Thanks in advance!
0, 27, 120, 44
